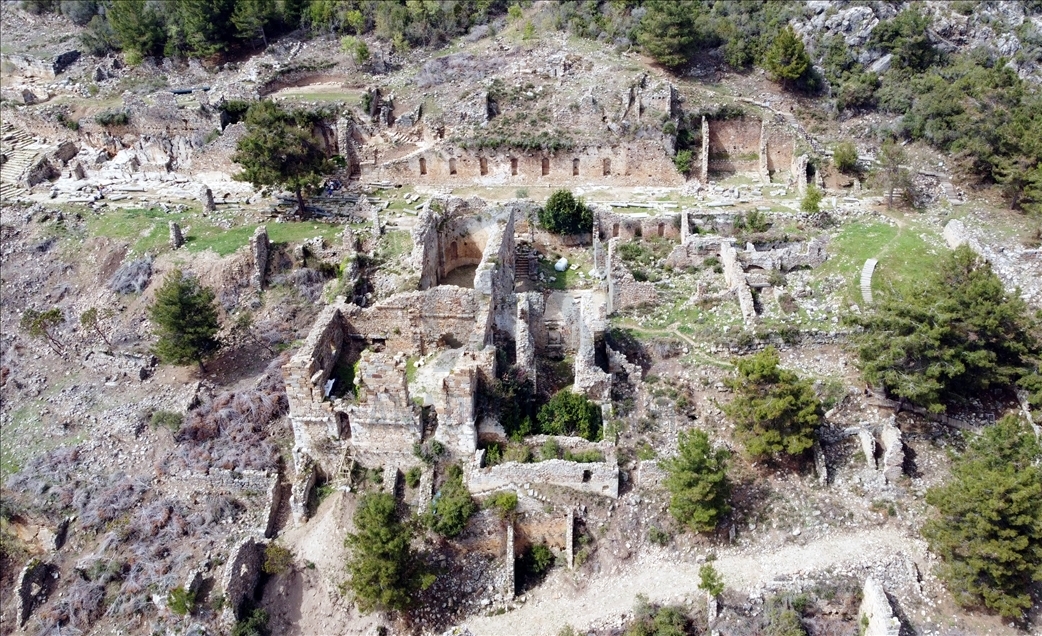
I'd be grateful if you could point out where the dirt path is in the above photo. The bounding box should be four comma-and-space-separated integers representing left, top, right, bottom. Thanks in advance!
464, 526, 926, 636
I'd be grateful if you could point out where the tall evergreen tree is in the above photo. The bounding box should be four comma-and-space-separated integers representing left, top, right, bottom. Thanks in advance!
722, 346, 822, 462
232, 100, 338, 219
345, 492, 433, 614
636, 0, 698, 70
149, 269, 220, 370
764, 26, 810, 89
850, 245, 1040, 412
662, 429, 731, 533
923, 414, 1042, 619
107, 0, 166, 62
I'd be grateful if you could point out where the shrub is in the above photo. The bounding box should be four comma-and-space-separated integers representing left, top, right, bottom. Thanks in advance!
522, 542, 554, 577
800, 184, 823, 213
425, 464, 476, 538
563, 449, 604, 463
150, 410, 183, 432
673, 149, 693, 175
537, 389, 602, 441
538, 189, 592, 235
345, 492, 432, 613
833, 141, 858, 174
167, 586, 195, 615
95, 110, 129, 127
539, 438, 561, 461
484, 491, 518, 520
404, 466, 421, 489
413, 439, 446, 465
624, 594, 693, 636
231, 608, 269, 636
647, 525, 671, 546
262, 543, 293, 575
698, 563, 725, 597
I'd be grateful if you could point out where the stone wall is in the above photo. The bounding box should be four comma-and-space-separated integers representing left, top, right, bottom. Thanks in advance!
721, 240, 757, 324
433, 347, 496, 456
707, 117, 762, 175
607, 237, 659, 313
665, 235, 725, 269
15, 559, 55, 626
597, 209, 681, 241
219, 537, 263, 628
573, 292, 611, 402
251, 226, 269, 290
369, 140, 683, 187
469, 454, 619, 498
737, 235, 829, 271
763, 120, 795, 178
858, 577, 901, 636
348, 350, 421, 450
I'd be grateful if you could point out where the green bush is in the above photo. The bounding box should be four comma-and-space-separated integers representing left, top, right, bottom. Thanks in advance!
522, 542, 554, 577
150, 410, 183, 432
833, 142, 858, 174
698, 563, 725, 597
563, 448, 605, 463
623, 594, 692, 636
262, 543, 293, 575
538, 189, 592, 235
413, 439, 446, 465
405, 466, 421, 489
95, 110, 129, 126
539, 437, 561, 461
673, 149, 693, 175
484, 491, 518, 520
537, 389, 602, 441
231, 608, 269, 636
426, 464, 476, 538
800, 184, 823, 213
167, 586, 195, 616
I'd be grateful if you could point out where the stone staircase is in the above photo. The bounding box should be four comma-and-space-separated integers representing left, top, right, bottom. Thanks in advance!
860, 258, 877, 305
1, 121, 38, 200
515, 241, 539, 280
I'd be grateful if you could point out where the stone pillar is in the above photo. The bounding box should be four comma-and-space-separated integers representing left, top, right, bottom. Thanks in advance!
858, 577, 901, 636
200, 186, 216, 212
700, 115, 709, 183
169, 222, 184, 249
879, 417, 904, 484
758, 119, 770, 184
566, 508, 575, 569
251, 226, 269, 290
504, 523, 516, 600
792, 154, 809, 196
680, 209, 690, 243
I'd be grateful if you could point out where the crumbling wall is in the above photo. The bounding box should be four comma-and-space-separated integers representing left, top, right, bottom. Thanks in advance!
220, 537, 263, 628
721, 241, 757, 324
433, 348, 495, 456
470, 451, 619, 498
412, 203, 440, 290
597, 209, 680, 241
573, 292, 611, 402
707, 117, 762, 175
665, 235, 724, 269
15, 559, 55, 626
858, 577, 901, 636
251, 226, 269, 290
879, 417, 904, 484
371, 140, 682, 187
515, 292, 539, 388
763, 121, 795, 178
737, 235, 829, 271
348, 350, 421, 450
607, 237, 658, 313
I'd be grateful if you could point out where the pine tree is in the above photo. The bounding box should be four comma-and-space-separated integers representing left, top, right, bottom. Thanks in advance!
149, 269, 220, 371
850, 245, 1040, 413
107, 0, 166, 62
231, 0, 276, 46
232, 101, 338, 219
722, 347, 822, 462
635, 1, 698, 70
662, 429, 731, 533
923, 415, 1042, 619
20, 308, 65, 355
877, 140, 911, 208
764, 26, 810, 89
345, 492, 433, 614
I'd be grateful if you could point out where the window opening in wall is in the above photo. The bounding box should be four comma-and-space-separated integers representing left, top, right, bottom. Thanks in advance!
658, 223, 664, 237
612, 223, 619, 238
572, 158, 579, 176
479, 157, 488, 175
419, 157, 427, 175
582, 469, 592, 483
449, 241, 459, 261
541, 157, 550, 176
510, 157, 518, 176
449, 158, 457, 175
634, 225, 642, 238
602, 158, 611, 176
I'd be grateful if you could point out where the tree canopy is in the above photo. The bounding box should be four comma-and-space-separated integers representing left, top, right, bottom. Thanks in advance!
764, 26, 811, 89
850, 245, 1041, 412
149, 269, 221, 370
424, 464, 477, 538
536, 389, 602, 441
345, 492, 433, 614
923, 414, 1042, 619
662, 429, 730, 533
232, 100, 338, 219
538, 189, 593, 236
722, 347, 822, 462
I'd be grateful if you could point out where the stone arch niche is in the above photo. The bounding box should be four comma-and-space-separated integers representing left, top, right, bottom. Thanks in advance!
541, 157, 550, 176
438, 216, 491, 288
419, 157, 427, 175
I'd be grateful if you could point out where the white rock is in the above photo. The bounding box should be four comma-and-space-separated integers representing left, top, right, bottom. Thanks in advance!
554, 257, 569, 272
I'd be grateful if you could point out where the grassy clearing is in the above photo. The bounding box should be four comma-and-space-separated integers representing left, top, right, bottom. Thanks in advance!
1, 392, 83, 484
83, 207, 344, 257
